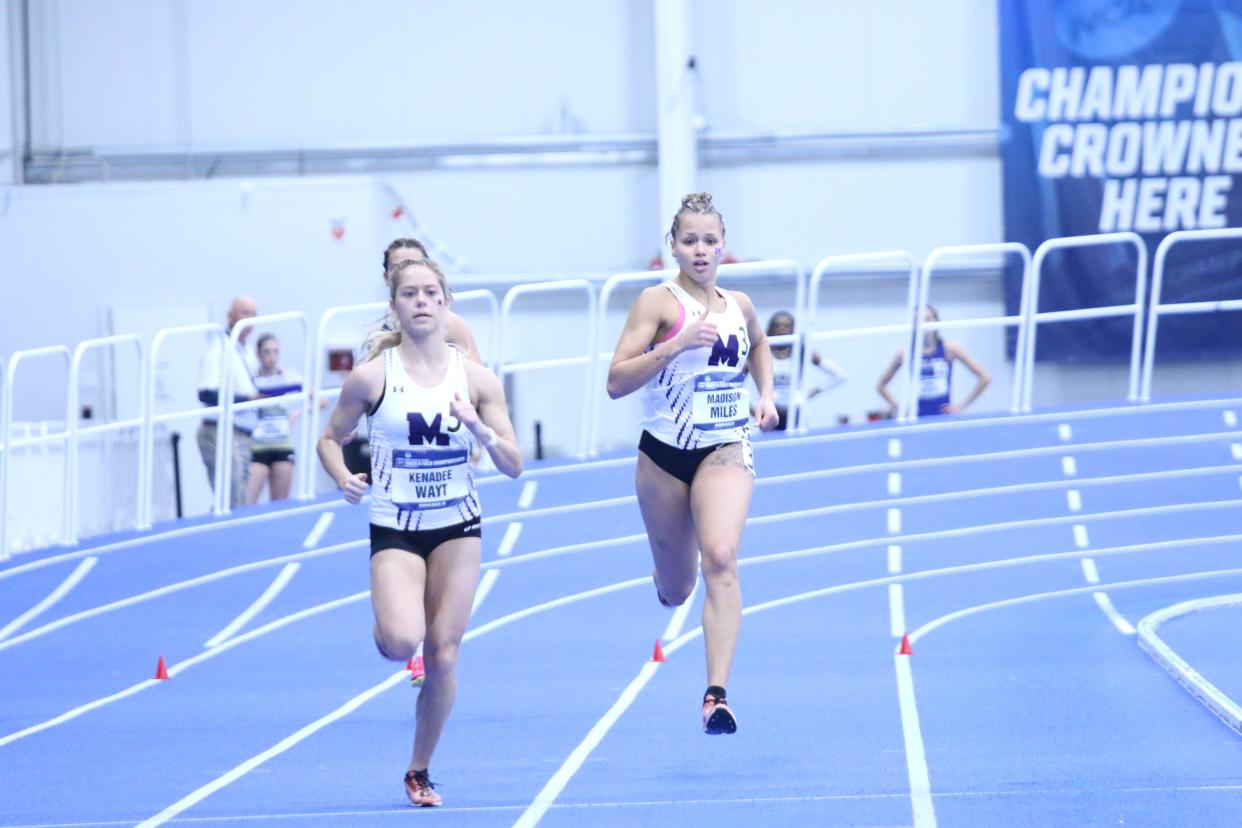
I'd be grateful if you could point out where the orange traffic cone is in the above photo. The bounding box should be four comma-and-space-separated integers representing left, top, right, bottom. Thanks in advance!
651, 640, 667, 662
154, 656, 170, 680
898, 633, 914, 655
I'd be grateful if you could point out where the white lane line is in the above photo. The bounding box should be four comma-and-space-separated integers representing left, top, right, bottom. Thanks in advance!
1092, 593, 1136, 634
473, 570, 500, 613
663, 580, 698, 642
496, 523, 523, 558
0, 558, 97, 642
7, 421, 1241, 585
889, 584, 906, 638
302, 513, 334, 549
0, 497, 358, 582
1058, 423, 1072, 442
1232, 443, 1242, 461
509, 577, 695, 828
895, 654, 938, 828
888, 473, 902, 496
518, 481, 538, 509
136, 576, 650, 826
908, 567, 1242, 647
9, 395, 1241, 582
1061, 456, 1078, 477
1080, 559, 1101, 584
13, 486, 1239, 657
0, 539, 365, 654
514, 662, 662, 828
888, 545, 903, 575
205, 563, 301, 648
888, 438, 902, 459
0, 591, 369, 748
1225, 410, 1238, 427
136, 669, 409, 828
894, 571, 933, 828
15, 528, 1242, 753
887, 509, 902, 534
1066, 490, 1082, 512
1073, 525, 1090, 549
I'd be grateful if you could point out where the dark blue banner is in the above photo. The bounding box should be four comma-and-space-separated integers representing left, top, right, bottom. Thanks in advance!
1001, 0, 1242, 361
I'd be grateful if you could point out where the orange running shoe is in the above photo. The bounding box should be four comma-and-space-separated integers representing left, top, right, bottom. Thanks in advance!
702, 692, 738, 735
409, 655, 426, 688
404, 768, 441, 807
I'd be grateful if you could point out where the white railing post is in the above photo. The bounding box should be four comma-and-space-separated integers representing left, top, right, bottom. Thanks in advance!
141, 323, 225, 528
66, 334, 145, 544
2, 346, 71, 560
799, 252, 916, 430
1141, 227, 1242, 401
498, 279, 598, 459
301, 302, 387, 500
1022, 233, 1146, 412
590, 268, 676, 456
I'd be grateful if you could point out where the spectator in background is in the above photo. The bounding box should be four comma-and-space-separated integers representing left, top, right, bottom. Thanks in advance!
246, 333, 302, 504
383, 238, 483, 365
762, 310, 846, 430
197, 295, 261, 508
876, 305, 991, 418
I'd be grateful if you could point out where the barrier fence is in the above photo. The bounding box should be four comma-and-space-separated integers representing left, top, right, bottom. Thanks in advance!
4, 235, 1241, 559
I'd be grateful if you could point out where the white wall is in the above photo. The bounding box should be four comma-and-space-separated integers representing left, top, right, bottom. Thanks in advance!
5, 1, 1238, 478
27, 0, 655, 148
0, 0, 14, 184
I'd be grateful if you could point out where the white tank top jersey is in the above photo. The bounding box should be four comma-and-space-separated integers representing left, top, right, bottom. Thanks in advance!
367, 345, 480, 531
642, 282, 752, 450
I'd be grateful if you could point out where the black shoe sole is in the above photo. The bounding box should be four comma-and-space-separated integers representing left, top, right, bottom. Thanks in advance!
704, 706, 738, 735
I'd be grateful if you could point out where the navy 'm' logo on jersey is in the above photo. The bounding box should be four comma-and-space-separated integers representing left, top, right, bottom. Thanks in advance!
708, 335, 740, 367
407, 412, 461, 446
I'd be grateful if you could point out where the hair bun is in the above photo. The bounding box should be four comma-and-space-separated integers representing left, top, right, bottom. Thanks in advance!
682, 192, 713, 210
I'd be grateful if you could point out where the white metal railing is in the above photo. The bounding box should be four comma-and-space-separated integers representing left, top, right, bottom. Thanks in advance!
218, 312, 312, 515
1141, 228, 1242, 401
9, 233, 1242, 557
587, 267, 672, 455
905, 243, 1032, 422
66, 334, 146, 544
140, 323, 226, 528
797, 252, 917, 431
299, 301, 388, 500
1, 346, 71, 560
499, 279, 597, 458
1021, 233, 1146, 412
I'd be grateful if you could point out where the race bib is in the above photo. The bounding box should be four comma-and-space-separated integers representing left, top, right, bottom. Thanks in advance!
920, 360, 949, 398
692, 371, 750, 431
252, 409, 290, 442
391, 448, 470, 511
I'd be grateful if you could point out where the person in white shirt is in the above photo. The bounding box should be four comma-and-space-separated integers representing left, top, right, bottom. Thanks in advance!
196, 295, 262, 508
246, 333, 302, 504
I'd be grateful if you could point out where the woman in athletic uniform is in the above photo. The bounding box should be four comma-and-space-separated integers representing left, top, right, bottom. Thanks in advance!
876, 305, 991, 418
762, 310, 846, 431
606, 192, 778, 735
246, 333, 302, 504
318, 258, 521, 807
383, 238, 483, 364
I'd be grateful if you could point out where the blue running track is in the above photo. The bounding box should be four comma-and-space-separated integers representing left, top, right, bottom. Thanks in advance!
2, 397, 1242, 827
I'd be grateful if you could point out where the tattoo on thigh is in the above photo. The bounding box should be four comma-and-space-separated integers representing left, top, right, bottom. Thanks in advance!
708, 442, 748, 470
